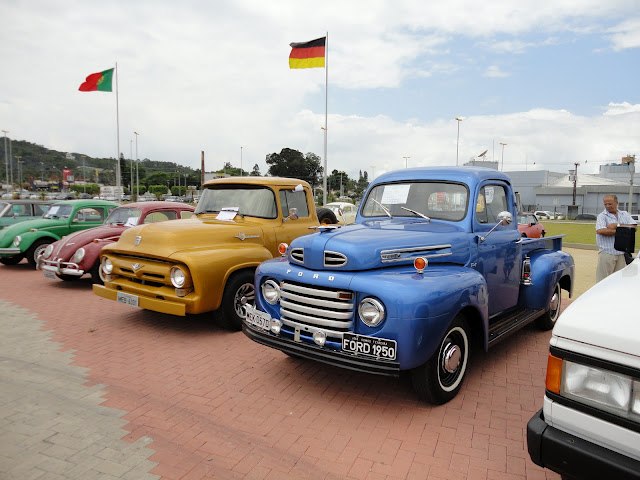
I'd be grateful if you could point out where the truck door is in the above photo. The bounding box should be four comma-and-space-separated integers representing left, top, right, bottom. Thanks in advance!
474, 183, 522, 316
274, 188, 316, 246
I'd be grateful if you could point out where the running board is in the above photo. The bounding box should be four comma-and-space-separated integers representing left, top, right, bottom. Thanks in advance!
488, 308, 544, 348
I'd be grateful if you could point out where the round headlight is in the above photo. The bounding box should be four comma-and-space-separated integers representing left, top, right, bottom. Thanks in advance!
261, 279, 281, 305
358, 297, 385, 327
170, 266, 186, 288
13, 235, 22, 247
42, 244, 54, 259
102, 258, 113, 275
71, 247, 85, 264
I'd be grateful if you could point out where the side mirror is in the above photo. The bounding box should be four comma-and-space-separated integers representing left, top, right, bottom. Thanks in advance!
479, 211, 513, 242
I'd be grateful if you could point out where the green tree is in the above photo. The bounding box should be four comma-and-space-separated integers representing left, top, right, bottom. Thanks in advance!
265, 148, 322, 187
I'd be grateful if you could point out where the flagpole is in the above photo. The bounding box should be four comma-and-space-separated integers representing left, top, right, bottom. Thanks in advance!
322, 32, 328, 206
115, 62, 121, 188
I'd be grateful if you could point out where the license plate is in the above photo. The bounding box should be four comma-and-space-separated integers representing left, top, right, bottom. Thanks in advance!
244, 304, 271, 331
342, 333, 397, 360
43, 269, 57, 280
116, 291, 139, 307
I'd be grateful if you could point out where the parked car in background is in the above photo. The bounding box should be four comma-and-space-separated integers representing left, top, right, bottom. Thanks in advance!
0, 199, 52, 230
575, 213, 597, 221
527, 257, 640, 479
631, 213, 639, 224
533, 210, 551, 219
0, 199, 118, 267
323, 201, 357, 224
517, 212, 545, 238
39, 201, 195, 284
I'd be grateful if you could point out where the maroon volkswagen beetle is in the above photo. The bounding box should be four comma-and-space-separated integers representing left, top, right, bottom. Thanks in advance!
38, 201, 194, 283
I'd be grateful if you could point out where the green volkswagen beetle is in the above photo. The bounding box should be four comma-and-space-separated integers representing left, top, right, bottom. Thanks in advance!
0, 199, 118, 268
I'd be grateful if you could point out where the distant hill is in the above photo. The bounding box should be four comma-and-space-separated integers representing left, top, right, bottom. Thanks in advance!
2, 139, 200, 187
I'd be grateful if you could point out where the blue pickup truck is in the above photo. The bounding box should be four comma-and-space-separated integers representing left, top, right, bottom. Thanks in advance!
243, 167, 575, 404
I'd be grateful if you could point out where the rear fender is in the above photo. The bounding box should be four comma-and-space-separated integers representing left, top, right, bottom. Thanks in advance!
519, 249, 574, 310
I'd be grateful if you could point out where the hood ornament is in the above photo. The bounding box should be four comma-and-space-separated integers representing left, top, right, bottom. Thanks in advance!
235, 232, 259, 241
134, 235, 142, 246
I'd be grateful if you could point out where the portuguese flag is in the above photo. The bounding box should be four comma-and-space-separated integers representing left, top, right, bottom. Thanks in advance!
289, 37, 326, 69
78, 68, 114, 92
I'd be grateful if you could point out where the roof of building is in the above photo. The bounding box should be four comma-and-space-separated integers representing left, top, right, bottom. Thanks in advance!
549, 173, 627, 187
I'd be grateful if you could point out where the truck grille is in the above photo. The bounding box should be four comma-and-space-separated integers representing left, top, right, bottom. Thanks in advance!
290, 248, 304, 264
324, 251, 347, 267
280, 281, 355, 335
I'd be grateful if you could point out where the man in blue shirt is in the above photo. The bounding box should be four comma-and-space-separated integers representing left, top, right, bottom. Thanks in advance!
595, 194, 636, 282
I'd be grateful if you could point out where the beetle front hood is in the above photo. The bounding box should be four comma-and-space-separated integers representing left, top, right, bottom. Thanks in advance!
49, 225, 125, 260
552, 259, 640, 358
107, 216, 268, 258
288, 219, 472, 271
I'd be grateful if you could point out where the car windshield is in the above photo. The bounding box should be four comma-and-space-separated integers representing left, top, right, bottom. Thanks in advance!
106, 207, 143, 226
194, 185, 277, 218
361, 181, 468, 221
43, 204, 73, 219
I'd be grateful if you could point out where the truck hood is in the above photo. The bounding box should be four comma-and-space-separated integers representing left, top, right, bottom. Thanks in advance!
553, 258, 640, 357
289, 219, 471, 271
110, 216, 267, 258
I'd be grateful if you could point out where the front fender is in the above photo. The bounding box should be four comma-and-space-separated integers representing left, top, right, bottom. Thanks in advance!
18, 231, 61, 253
170, 245, 274, 312
255, 261, 489, 370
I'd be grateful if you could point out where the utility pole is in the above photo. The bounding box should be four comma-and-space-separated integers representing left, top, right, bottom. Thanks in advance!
403, 156, 410, 168
2, 130, 8, 191
572, 162, 579, 206
499, 142, 507, 171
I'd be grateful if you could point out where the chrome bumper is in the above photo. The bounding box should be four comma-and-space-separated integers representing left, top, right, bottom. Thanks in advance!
39, 260, 84, 276
0, 247, 21, 255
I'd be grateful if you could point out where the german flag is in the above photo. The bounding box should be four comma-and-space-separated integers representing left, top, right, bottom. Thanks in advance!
289, 37, 326, 69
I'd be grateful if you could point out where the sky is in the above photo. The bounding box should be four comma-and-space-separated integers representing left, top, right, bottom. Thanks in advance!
1, 0, 640, 183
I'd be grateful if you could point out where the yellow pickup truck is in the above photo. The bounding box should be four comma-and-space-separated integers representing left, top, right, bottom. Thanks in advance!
92, 176, 337, 329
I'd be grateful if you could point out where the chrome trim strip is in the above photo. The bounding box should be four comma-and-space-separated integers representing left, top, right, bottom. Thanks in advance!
283, 282, 351, 300
280, 290, 353, 310
280, 299, 353, 320
280, 309, 354, 330
380, 244, 451, 254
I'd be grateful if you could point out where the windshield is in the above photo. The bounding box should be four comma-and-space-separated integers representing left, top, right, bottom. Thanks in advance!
106, 207, 143, 226
195, 185, 277, 218
43, 204, 73, 219
362, 181, 468, 221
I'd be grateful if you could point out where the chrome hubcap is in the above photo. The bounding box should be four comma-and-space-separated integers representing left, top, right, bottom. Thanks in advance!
441, 342, 461, 374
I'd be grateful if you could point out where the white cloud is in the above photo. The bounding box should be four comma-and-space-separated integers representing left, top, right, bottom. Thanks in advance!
483, 65, 510, 78
607, 18, 640, 50
603, 102, 640, 115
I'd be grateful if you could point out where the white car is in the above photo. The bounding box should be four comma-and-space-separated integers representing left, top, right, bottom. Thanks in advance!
323, 201, 357, 224
527, 257, 640, 478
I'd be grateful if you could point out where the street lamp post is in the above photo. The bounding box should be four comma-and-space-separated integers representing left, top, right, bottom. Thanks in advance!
2, 130, 8, 191
455, 117, 463, 166
133, 131, 139, 201
16, 157, 22, 191
403, 156, 410, 168
499, 142, 507, 171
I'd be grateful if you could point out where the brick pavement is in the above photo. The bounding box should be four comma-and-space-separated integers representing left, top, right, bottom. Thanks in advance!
0, 254, 590, 479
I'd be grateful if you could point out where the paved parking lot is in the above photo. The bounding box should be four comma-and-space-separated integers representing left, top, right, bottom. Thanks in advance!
0, 248, 596, 479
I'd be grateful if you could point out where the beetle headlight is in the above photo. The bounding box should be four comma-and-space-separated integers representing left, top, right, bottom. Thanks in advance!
71, 247, 85, 264
261, 279, 281, 305
42, 244, 54, 259
170, 266, 186, 288
358, 297, 385, 327
102, 258, 113, 275
13, 235, 21, 247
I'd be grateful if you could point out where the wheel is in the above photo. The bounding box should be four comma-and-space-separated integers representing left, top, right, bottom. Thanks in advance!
26, 239, 52, 269
216, 270, 255, 331
89, 262, 104, 285
536, 282, 561, 330
0, 255, 23, 265
411, 314, 470, 405
317, 207, 338, 225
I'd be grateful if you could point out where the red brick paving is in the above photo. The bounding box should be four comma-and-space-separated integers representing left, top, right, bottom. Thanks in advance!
0, 263, 562, 479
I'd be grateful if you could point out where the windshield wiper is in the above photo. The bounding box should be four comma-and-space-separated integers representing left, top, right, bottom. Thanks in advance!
371, 199, 392, 218
401, 206, 431, 221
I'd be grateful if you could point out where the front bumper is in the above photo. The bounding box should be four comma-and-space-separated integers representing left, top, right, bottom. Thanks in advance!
92, 284, 187, 316
242, 322, 400, 376
527, 408, 640, 480
0, 247, 21, 255
40, 259, 84, 276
